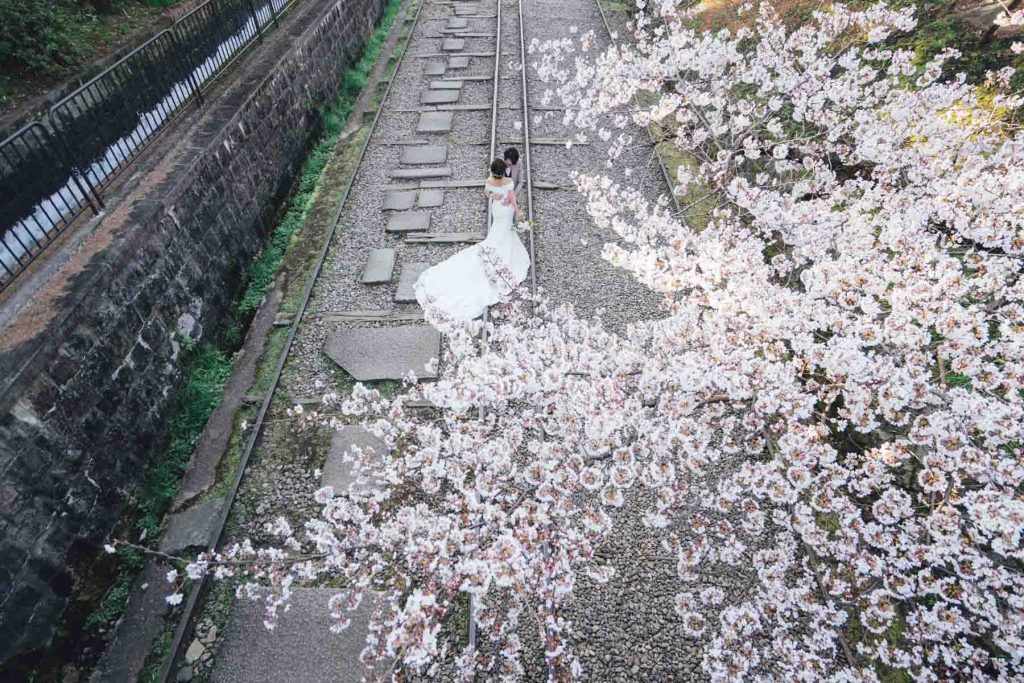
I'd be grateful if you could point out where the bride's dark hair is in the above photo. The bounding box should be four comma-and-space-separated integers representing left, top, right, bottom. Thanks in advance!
490, 158, 507, 178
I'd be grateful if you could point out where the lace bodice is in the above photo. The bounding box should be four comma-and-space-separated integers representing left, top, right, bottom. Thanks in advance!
486, 181, 513, 195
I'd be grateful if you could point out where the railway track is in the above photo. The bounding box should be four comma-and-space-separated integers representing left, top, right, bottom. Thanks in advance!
158, 0, 536, 677
591, 0, 681, 217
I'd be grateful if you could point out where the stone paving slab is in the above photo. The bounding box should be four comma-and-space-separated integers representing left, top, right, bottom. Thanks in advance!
442, 38, 466, 51
417, 189, 445, 208
321, 426, 386, 493
448, 17, 469, 28
401, 145, 448, 164
159, 497, 226, 553
429, 80, 463, 89
454, 5, 476, 15
212, 589, 386, 683
390, 166, 452, 179
382, 190, 418, 210
325, 326, 440, 381
421, 89, 460, 105
396, 262, 430, 303
448, 56, 470, 69
361, 248, 396, 284
386, 211, 431, 233
417, 111, 453, 133
424, 61, 446, 76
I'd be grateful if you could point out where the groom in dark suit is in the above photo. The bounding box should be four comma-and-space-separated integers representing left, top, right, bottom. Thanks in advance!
503, 147, 523, 195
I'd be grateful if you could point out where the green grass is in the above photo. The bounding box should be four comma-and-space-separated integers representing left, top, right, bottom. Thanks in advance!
0, 0, 172, 111
233, 0, 403, 322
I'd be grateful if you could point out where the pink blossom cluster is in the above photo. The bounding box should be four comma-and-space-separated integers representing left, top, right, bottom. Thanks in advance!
179, 2, 1024, 680
528, 0, 1024, 679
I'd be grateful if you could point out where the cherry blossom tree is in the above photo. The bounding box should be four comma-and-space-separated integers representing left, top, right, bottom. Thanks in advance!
168, 2, 1024, 681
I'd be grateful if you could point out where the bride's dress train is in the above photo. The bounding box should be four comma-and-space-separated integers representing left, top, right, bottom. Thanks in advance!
413, 182, 530, 321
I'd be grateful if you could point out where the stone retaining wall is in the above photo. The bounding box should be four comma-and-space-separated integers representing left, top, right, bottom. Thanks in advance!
0, 0, 387, 664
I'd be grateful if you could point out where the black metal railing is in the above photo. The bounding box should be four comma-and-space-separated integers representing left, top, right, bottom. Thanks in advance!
0, 0, 292, 291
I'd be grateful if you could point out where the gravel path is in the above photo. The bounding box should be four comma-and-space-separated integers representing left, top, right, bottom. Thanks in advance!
515, 0, 714, 679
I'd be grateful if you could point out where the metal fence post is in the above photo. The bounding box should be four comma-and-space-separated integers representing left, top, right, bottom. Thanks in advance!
44, 114, 105, 214
166, 25, 206, 106
246, 0, 265, 41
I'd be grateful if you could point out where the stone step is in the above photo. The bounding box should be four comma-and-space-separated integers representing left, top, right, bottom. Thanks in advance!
390, 166, 453, 180
405, 232, 484, 244
447, 17, 469, 28
395, 263, 430, 303
448, 56, 470, 69
213, 589, 387, 683
418, 188, 445, 207
442, 38, 466, 51
386, 211, 431, 233
421, 89, 460, 105
424, 61, 446, 76
325, 326, 441, 381
417, 111, 454, 133
322, 426, 386, 493
382, 190, 418, 210
158, 497, 226, 554
361, 248, 396, 284
443, 74, 491, 81
429, 80, 463, 89
401, 145, 448, 164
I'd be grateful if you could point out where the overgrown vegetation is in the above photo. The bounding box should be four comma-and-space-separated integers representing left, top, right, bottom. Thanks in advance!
0, 0, 177, 112
689, 0, 1023, 88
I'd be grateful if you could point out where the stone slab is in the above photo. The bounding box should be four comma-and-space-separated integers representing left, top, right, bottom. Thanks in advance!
417, 189, 445, 208
159, 497, 226, 553
395, 263, 430, 303
442, 38, 466, 51
325, 326, 440, 381
385, 211, 431, 233
360, 248, 396, 284
421, 89, 460, 105
382, 190, 417, 210
417, 111, 453, 133
424, 61, 446, 76
389, 166, 452, 180
321, 426, 386, 493
429, 80, 463, 89
212, 589, 386, 683
454, 5, 476, 15
401, 145, 448, 165
448, 56, 470, 69
447, 17, 469, 28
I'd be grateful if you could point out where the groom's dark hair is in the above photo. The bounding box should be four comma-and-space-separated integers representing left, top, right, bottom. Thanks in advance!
503, 147, 519, 164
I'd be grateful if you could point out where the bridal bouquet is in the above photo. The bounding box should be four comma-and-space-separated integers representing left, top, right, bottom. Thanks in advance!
515, 220, 534, 233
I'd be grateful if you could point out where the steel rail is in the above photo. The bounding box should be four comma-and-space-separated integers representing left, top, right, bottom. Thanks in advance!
467, 0, 536, 658
592, 0, 682, 216
156, 1, 426, 679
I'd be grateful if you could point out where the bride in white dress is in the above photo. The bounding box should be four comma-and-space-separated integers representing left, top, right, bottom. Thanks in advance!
414, 158, 531, 322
